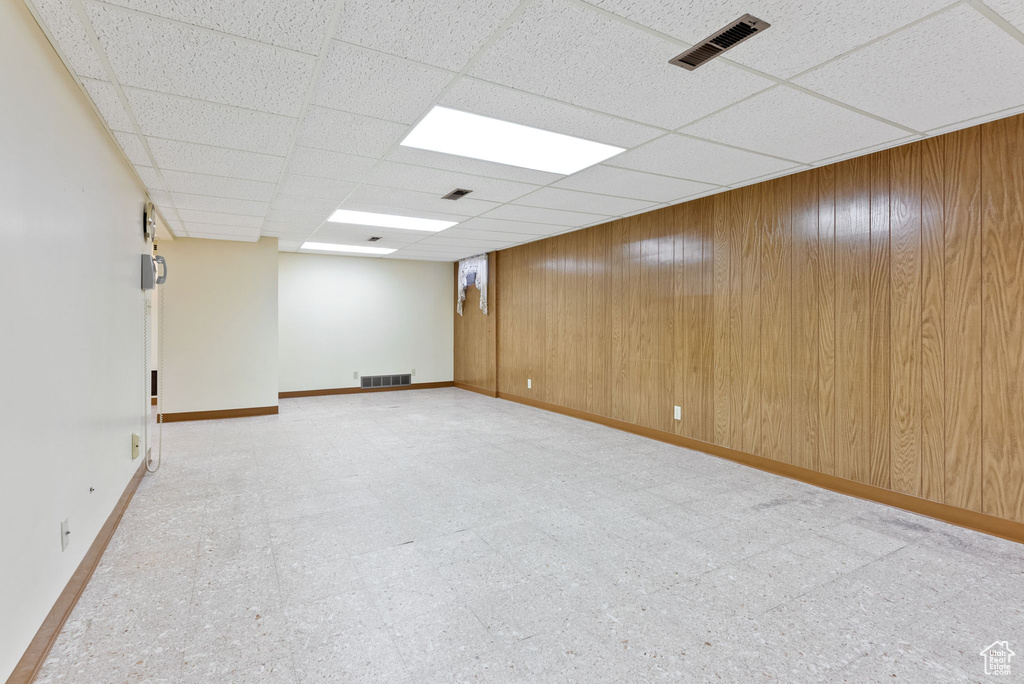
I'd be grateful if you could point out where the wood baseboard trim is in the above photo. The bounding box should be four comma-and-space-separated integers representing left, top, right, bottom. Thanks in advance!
6, 461, 146, 684
496, 391, 1024, 545
158, 405, 278, 422
150, 397, 157, 406
454, 382, 497, 398
279, 381, 454, 399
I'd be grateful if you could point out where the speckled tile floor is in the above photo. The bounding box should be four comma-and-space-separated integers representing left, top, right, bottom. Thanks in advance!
35, 388, 1024, 683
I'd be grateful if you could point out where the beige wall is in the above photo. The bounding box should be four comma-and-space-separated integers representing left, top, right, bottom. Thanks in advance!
157, 237, 279, 413
0, 0, 149, 678
278, 253, 454, 392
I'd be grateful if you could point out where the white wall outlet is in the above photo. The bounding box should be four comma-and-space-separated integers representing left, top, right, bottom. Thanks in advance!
60, 518, 70, 551
353, 371, 358, 379
131, 433, 140, 460
527, 378, 532, 389
411, 368, 416, 376
674, 406, 682, 421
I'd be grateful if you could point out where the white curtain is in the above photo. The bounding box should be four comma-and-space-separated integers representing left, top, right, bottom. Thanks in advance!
457, 254, 488, 316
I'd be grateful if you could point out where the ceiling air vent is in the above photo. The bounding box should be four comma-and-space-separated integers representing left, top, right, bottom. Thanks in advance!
669, 14, 770, 71
367, 236, 382, 242
442, 188, 473, 200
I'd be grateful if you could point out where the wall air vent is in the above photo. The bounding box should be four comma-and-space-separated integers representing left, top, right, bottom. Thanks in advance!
669, 14, 770, 71
367, 236, 382, 242
442, 188, 473, 200
360, 374, 412, 389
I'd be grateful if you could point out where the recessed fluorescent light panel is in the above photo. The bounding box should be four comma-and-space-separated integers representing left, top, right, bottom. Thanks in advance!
401, 106, 625, 175
301, 242, 396, 255
327, 209, 457, 232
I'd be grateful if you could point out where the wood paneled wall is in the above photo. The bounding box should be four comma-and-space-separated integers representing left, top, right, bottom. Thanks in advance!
453, 254, 497, 395
458, 115, 1024, 525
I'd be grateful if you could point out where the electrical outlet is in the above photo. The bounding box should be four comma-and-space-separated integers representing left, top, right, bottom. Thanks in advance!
353, 371, 358, 380
674, 406, 682, 421
131, 433, 140, 460
527, 378, 532, 389
411, 368, 416, 376
60, 519, 70, 551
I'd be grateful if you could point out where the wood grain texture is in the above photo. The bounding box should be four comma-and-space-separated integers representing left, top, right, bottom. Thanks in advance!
981, 116, 1024, 522
457, 113, 1024, 526
943, 127, 983, 512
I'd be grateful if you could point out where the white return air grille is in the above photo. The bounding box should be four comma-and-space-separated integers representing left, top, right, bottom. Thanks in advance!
669, 14, 770, 71
360, 374, 412, 389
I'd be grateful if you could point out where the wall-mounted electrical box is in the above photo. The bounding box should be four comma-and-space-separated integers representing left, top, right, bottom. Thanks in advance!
131, 433, 140, 460
60, 518, 70, 551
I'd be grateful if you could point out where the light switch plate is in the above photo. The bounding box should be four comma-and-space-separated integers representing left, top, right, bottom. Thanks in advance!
674, 406, 682, 421
527, 378, 532, 389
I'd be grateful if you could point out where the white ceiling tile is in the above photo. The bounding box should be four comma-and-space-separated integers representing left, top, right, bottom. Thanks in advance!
98, 0, 334, 54
348, 185, 500, 217
333, 202, 467, 226
433, 227, 527, 242
311, 224, 423, 245
286, 147, 377, 182
483, 204, 608, 227
262, 223, 315, 238
86, 3, 316, 116
81, 79, 133, 132
792, 5, 1024, 132
590, 0, 956, 79
147, 189, 171, 205
986, 0, 1024, 33
396, 242, 478, 253
363, 161, 538, 203
270, 195, 340, 215
163, 218, 185, 236
313, 42, 453, 123
176, 210, 263, 228
160, 170, 276, 201
469, 0, 772, 129
296, 106, 408, 158
386, 253, 458, 261
335, 0, 521, 71
440, 78, 663, 148
553, 165, 717, 203
183, 223, 262, 237
134, 165, 164, 189
386, 145, 561, 185
146, 138, 284, 182
277, 174, 357, 201
682, 86, 909, 164
125, 88, 296, 155
515, 187, 653, 216
112, 131, 149, 165
454, 217, 561, 236
170, 193, 268, 216
29, 0, 107, 79
420, 236, 514, 249
808, 135, 919, 169
608, 134, 799, 186
277, 240, 303, 252
264, 209, 327, 227
188, 232, 260, 242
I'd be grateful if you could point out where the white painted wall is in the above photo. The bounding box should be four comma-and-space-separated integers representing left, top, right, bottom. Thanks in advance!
0, 2, 148, 678
278, 253, 454, 392
157, 237, 279, 414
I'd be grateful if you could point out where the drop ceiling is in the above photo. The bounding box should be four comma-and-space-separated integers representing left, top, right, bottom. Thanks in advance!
26, 0, 1024, 261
